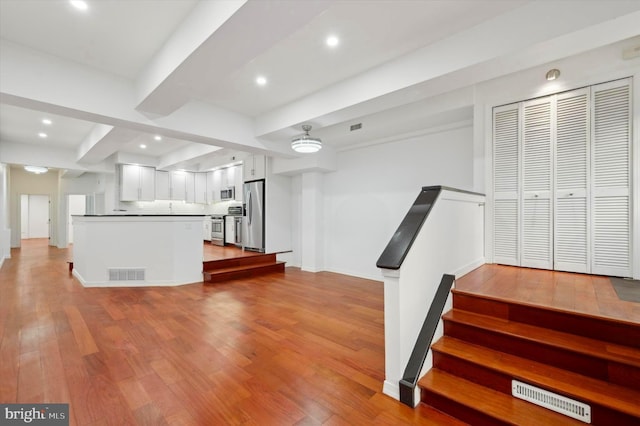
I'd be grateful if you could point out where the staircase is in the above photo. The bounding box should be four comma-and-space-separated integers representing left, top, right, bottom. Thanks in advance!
418, 289, 640, 425
203, 253, 285, 284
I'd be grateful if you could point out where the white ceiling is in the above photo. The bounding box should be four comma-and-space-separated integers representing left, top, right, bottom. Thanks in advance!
1, 0, 639, 174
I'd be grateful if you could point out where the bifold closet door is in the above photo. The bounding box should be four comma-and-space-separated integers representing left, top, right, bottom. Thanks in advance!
521, 97, 553, 270
493, 104, 520, 266
591, 79, 631, 277
554, 89, 590, 273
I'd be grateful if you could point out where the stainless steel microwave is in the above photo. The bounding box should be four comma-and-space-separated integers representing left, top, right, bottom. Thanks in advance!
220, 187, 235, 200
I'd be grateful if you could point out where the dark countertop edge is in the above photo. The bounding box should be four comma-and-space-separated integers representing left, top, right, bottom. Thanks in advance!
74, 214, 208, 217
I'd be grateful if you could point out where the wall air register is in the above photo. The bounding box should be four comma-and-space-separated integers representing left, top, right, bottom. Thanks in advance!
108, 268, 145, 281
512, 380, 591, 423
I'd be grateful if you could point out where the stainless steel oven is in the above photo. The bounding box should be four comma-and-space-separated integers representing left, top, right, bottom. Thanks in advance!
211, 215, 224, 246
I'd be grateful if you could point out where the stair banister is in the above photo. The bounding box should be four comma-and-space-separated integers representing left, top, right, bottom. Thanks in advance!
377, 186, 485, 406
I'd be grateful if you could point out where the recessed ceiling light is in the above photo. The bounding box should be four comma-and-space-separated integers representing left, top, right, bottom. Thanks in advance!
69, 0, 88, 11
38, 132, 47, 138
140, 144, 147, 149
42, 118, 52, 125
154, 135, 162, 141
326, 35, 339, 47
256, 76, 267, 86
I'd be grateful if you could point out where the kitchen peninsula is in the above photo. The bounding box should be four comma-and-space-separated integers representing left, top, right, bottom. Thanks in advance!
72, 215, 205, 287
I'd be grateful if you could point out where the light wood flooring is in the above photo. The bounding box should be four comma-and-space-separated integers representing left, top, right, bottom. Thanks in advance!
0, 239, 459, 425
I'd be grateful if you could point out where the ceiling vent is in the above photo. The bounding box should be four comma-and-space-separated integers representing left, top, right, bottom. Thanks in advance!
350, 123, 362, 131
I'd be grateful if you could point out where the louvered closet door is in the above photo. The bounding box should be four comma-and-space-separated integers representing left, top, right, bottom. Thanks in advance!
591, 79, 632, 277
554, 89, 590, 273
493, 104, 520, 266
521, 97, 553, 269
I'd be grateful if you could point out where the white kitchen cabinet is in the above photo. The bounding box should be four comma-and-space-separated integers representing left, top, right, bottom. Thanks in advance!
243, 155, 266, 181
120, 164, 155, 201
233, 165, 243, 201
155, 171, 170, 200
185, 172, 195, 203
203, 219, 211, 241
170, 171, 187, 201
207, 170, 223, 203
225, 215, 235, 245
224, 166, 235, 188
194, 173, 207, 204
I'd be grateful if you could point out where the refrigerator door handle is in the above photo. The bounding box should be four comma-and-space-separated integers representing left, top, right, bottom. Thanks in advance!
248, 192, 252, 225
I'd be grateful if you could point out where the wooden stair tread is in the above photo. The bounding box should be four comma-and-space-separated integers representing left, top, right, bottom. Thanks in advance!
202, 253, 277, 270
420, 369, 585, 425
430, 336, 640, 417
204, 260, 286, 275
443, 309, 640, 367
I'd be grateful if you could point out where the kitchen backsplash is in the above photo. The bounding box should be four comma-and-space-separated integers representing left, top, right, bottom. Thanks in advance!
117, 199, 241, 215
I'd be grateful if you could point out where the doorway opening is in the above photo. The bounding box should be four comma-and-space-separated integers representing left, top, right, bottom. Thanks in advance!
20, 194, 50, 240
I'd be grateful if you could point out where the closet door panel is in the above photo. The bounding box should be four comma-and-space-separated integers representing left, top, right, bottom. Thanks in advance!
521, 97, 553, 269
554, 89, 589, 273
493, 104, 520, 265
591, 80, 631, 277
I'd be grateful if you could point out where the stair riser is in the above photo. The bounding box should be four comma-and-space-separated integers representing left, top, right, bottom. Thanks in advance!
420, 387, 511, 426
453, 292, 640, 348
203, 253, 277, 270
443, 320, 639, 390
433, 350, 639, 425
204, 263, 285, 283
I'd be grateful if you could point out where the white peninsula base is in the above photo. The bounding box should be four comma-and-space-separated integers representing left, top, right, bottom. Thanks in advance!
72, 215, 204, 287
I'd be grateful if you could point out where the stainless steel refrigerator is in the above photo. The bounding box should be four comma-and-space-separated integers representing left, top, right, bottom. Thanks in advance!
243, 179, 265, 252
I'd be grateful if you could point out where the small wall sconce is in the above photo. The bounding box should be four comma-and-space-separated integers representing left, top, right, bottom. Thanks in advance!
545, 69, 561, 81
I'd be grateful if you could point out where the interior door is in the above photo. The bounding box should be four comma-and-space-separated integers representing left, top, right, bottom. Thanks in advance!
521, 97, 553, 270
26, 194, 50, 239
554, 88, 590, 273
493, 104, 520, 266
590, 79, 631, 277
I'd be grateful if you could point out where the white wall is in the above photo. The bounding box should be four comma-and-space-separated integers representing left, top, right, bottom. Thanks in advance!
318, 124, 474, 280
0, 163, 10, 266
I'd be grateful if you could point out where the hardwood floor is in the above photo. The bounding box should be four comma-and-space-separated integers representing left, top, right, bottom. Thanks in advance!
203, 243, 258, 262
455, 264, 640, 324
0, 239, 461, 425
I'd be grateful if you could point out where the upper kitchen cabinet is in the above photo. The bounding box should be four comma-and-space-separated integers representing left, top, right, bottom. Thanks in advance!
194, 173, 207, 204
207, 169, 223, 203
120, 164, 155, 201
184, 172, 196, 203
155, 170, 170, 200
243, 155, 266, 181
233, 165, 243, 201
170, 171, 187, 201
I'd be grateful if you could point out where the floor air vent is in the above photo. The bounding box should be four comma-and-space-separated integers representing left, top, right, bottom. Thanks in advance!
108, 268, 145, 281
512, 380, 591, 423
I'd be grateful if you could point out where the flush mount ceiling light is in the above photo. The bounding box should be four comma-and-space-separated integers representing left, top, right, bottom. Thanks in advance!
24, 165, 48, 174
69, 0, 88, 11
326, 35, 339, 47
256, 76, 267, 86
139, 144, 147, 149
154, 135, 162, 141
291, 124, 322, 153
546, 68, 560, 81
42, 118, 52, 125
38, 132, 47, 138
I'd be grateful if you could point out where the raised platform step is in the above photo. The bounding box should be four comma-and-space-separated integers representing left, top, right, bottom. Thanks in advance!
452, 289, 640, 348
430, 336, 640, 425
420, 369, 585, 426
203, 253, 285, 283
442, 308, 640, 390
